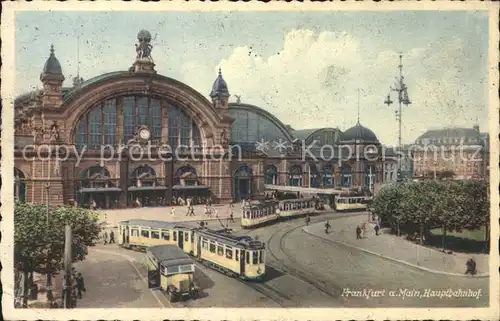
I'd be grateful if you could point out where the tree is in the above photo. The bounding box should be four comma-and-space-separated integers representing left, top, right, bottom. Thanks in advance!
14, 202, 102, 306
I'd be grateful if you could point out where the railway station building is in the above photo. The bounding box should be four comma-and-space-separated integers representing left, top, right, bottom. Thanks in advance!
13, 30, 384, 209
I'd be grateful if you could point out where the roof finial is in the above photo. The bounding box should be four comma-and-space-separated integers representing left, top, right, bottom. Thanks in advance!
50, 44, 55, 55
218, 68, 222, 76
357, 88, 361, 124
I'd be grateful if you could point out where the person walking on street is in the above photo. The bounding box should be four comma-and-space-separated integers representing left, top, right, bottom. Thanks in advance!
356, 226, 362, 239
361, 222, 366, 236
109, 230, 115, 244
103, 231, 108, 245
188, 205, 195, 216
305, 215, 311, 226
75, 272, 86, 299
324, 221, 331, 234
229, 212, 235, 223
171, 207, 175, 217
229, 199, 234, 207
374, 224, 380, 236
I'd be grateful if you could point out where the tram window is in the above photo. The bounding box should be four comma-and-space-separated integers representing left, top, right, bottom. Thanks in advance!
226, 247, 233, 259
209, 242, 216, 253
151, 231, 160, 239
141, 230, 150, 238
246, 252, 250, 264
252, 251, 258, 265
173, 232, 177, 241
259, 250, 264, 263
202, 239, 208, 250
131, 229, 139, 237
184, 233, 189, 242
235, 249, 239, 261
217, 245, 224, 256
162, 230, 170, 240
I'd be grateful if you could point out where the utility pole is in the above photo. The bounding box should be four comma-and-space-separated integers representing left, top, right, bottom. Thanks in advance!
63, 225, 73, 308
384, 53, 411, 182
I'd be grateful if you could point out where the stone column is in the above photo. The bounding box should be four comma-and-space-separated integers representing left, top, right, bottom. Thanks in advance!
164, 160, 174, 204
118, 152, 129, 208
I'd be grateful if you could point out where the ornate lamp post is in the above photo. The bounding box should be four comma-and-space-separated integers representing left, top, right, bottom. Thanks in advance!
384, 54, 412, 182
44, 182, 53, 304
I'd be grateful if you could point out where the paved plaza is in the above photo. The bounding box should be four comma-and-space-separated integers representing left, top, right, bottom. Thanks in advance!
97, 203, 243, 228
303, 215, 489, 277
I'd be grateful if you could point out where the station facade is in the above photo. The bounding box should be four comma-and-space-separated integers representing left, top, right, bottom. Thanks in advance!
14, 30, 384, 208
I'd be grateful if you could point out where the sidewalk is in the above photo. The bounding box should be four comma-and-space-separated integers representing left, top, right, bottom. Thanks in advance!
97, 203, 242, 228
303, 215, 489, 277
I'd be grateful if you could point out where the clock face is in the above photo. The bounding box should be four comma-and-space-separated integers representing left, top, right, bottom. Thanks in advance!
139, 128, 151, 140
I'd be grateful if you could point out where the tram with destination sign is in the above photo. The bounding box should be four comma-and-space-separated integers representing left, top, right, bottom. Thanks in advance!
119, 219, 266, 281
241, 198, 325, 228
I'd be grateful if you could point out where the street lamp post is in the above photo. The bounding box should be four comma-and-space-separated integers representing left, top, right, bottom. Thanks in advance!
384, 54, 412, 182
44, 182, 53, 304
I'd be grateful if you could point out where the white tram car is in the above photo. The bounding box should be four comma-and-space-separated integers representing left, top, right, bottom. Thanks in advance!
333, 196, 372, 212
241, 198, 323, 228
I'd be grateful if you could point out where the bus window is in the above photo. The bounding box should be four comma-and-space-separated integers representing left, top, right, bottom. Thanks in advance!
202, 239, 209, 250
131, 229, 139, 236
184, 232, 189, 242
151, 231, 160, 239
235, 249, 239, 261
217, 245, 224, 256
141, 229, 150, 238
209, 242, 216, 253
162, 230, 170, 240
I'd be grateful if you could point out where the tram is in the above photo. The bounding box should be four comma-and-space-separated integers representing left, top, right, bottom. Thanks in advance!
333, 196, 372, 212
241, 198, 324, 228
119, 219, 266, 281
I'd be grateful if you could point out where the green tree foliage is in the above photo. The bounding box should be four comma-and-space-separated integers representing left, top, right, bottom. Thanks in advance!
14, 202, 102, 274
369, 180, 489, 240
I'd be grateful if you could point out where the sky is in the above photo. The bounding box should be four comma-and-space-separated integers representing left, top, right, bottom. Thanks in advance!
15, 11, 490, 145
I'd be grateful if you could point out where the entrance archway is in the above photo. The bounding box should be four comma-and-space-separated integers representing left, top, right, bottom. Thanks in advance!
14, 168, 26, 202
77, 165, 119, 209
288, 165, 303, 186
233, 165, 252, 201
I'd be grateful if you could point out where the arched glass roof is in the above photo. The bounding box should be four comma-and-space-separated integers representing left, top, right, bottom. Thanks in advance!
229, 103, 294, 145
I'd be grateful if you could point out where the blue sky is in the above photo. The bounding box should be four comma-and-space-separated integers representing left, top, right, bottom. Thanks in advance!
15, 11, 489, 145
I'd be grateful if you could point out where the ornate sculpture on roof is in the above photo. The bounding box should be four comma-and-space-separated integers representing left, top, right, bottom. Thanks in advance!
220, 129, 229, 147
135, 30, 153, 62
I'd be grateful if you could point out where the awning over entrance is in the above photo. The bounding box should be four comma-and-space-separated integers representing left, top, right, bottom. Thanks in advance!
172, 185, 209, 190
78, 187, 122, 193
128, 186, 168, 191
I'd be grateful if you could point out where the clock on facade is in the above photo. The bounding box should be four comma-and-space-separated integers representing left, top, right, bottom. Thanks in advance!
139, 128, 151, 140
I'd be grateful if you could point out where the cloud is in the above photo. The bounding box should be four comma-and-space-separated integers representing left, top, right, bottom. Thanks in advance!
180, 29, 487, 145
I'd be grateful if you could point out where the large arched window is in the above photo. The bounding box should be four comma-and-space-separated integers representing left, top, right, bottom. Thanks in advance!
323, 165, 334, 187
131, 165, 157, 187
14, 168, 26, 202
76, 99, 117, 150
364, 165, 376, 191
264, 165, 278, 185
340, 166, 352, 187
288, 165, 303, 186
75, 96, 202, 151
81, 166, 112, 188
175, 166, 198, 186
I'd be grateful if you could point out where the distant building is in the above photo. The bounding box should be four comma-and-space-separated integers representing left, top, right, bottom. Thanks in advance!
412, 126, 489, 180
382, 145, 414, 183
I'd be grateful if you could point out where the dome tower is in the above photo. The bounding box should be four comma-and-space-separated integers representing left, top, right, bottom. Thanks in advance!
40, 44, 65, 108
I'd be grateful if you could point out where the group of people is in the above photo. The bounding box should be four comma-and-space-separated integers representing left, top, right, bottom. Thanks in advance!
102, 230, 115, 245
58, 267, 86, 308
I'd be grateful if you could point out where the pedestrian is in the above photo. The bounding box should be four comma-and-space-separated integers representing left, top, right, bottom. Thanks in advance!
356, 226, 362, 239
171, 207, 175, 217
374, 224, 380, 236
75, 272, 86, 299
214, 208, 219, 218
229, 212, 235, 223
103, 230, 108, 245
305, 215, 310, 226
188, 205, 195, 216
465, 258, 477, 275
186, 205, 190, 216
109, 230, 115, 244
362, 222, 366, 236
229, 199, 234, 207
324, 221, 331, 234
